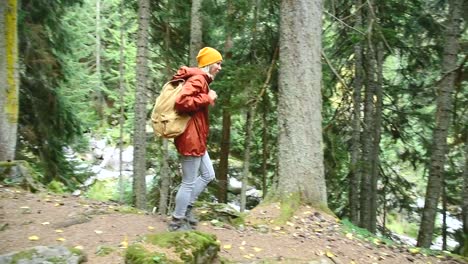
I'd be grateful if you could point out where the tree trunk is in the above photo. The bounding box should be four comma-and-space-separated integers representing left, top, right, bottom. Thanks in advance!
217, 107, 231, 203
216, 0, 234, 203
442, 182, 448, 250
461, 132, 468, 257
94, 0, 105, 122
132, 0, 151, 209
189, 0, 203, 67
417, 0, 463, 248
360, 2, 380, 230
241, 107, 254, 212
359, 49, 375, 230
158, 139, 170, 214
261, 98, 269, 198
158, 10, 174, 215
369, 41, 384, 233
277, 0, 327, 206
349, 0, 363, 225
0, 0, 19, 161
118, 0, 126, 203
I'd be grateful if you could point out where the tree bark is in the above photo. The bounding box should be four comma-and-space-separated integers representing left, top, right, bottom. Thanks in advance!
0, 0, 19, 161
349, 0, 363, 225
189, 0, 203, 67
132, 0, 151, 209
262, 98, 269, 198
241, 107, 254, 212
158, 139, 170, 214
369, 41, 384, 233
417, 0, 463, 248
360, 2, 379, 230
463, 132, 468, 237
157, 6, 174, 214
359, 46, 374, 230
94, 0, 105, 122
118, 0, 126, 203
216, 0, 234, 203
217, 107, 231, 203
277, 0, 327, 206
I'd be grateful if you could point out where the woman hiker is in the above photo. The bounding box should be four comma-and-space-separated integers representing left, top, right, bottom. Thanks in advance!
168, 47, 223, 231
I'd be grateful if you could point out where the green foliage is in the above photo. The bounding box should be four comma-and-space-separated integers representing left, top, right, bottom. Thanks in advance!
85, 180, 116, 201
386, 213, 419, 238
17, 0, 85, 188
85, 178, 133, 203
340, 219, 395, 246
95, 245, 116, 256
47, 180, 67, 194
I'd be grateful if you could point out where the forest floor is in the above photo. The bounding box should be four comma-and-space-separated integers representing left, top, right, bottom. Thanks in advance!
0, 186, 466, 264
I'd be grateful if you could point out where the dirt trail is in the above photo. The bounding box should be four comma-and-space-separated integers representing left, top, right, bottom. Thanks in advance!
0, 186, 466, 264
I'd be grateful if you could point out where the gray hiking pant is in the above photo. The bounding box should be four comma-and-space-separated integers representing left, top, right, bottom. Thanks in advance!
173, 151, 215, 219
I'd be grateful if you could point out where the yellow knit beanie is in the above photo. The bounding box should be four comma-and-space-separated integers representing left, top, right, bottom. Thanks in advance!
197, 47, 223, 67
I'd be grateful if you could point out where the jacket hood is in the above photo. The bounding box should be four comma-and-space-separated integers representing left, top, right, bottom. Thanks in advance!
172, 66, 212, 83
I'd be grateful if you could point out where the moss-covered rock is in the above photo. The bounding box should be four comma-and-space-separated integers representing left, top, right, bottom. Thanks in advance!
0, 245, 86, 264
125, 231, 220, 264
0, 160, 45, 192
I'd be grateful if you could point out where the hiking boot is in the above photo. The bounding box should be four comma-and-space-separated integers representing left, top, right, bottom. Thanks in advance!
186, 205, 199, 227
167, 217, 192, 232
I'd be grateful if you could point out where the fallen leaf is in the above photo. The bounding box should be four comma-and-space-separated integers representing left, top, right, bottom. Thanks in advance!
119, 236, 128, 249
409, 247, 420, 254
273, 226, 281, 231
223, 244, 232, 250
241, 241, 246, 246
56, 237, 66, 242
20, 206, 30, 209
41, 222, 50, 225
147, 226, 155, 230
55, 229, 63, 233
74, 245, 84, 250
346, 233, 353, 239
94, 230, 103, 234
239, 246, 245, 250
326, 251, 335, 258
200, 210, 208, 214
28, 235, 40, 241
286, 221, 294, 227
253, 247, 263, 252
243, 255, 252, 259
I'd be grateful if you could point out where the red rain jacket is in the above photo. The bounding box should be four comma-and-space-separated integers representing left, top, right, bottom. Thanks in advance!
173, 67, 214, 156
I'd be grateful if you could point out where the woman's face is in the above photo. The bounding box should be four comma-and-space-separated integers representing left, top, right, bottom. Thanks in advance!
210, 61, 222, 77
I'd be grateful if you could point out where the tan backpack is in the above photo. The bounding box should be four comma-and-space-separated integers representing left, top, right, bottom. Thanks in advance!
151, 79, 190, 138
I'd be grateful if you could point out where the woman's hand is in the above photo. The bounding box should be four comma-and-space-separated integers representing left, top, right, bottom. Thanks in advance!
208, 90, 217, 105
